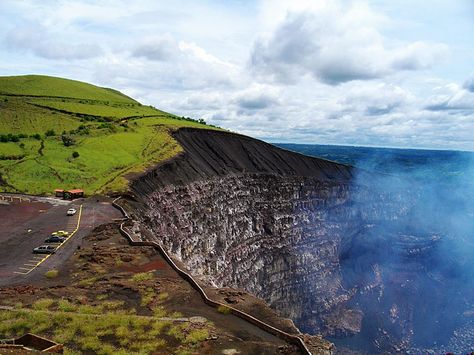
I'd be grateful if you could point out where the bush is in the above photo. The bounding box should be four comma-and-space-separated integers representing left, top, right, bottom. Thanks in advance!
33, 298, 55, 310
72, 151, 80, 158
185, 328, 209, 344
0, 134, 21, 143
61, 135, 75, 147
217, 305, 232, 314
131, 272, 154, 282
30, 133, 41, 140
45, 269, 59, 279
45, 129, 56, 137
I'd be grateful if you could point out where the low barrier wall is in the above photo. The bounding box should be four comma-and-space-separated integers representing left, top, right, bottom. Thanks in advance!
111, 197, 313, 355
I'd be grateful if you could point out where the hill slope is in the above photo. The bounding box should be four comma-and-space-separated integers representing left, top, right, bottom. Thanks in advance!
0, 75, 216, 195
0, 75, 137, 102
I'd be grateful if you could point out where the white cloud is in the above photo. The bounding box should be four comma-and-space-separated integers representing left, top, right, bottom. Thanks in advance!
250, 1, 448, 85
5, 23, 102, 60
425, 83, 474, 111
132, 35, 178, 61
0, 0, 472, 150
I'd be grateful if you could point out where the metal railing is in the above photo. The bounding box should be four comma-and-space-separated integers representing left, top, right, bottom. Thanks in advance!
111, 197, 314, 355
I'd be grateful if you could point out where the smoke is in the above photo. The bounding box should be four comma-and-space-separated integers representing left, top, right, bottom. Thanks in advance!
338, 148, 474, 353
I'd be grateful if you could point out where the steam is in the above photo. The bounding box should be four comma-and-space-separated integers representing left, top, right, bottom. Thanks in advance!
339, 148, 474, 352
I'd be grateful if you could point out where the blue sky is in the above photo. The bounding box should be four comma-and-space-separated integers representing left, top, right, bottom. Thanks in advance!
1, 0, 473, 150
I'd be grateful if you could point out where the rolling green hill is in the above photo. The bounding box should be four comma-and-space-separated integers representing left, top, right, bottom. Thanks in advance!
0, 75, 218, 195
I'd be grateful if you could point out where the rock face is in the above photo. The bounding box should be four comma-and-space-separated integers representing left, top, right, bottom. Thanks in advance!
131, 128, 474, 354
132, 129, 358, 333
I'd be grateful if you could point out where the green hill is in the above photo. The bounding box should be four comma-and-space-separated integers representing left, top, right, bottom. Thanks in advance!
0, 75, 218, 195
0, 75, 137, 102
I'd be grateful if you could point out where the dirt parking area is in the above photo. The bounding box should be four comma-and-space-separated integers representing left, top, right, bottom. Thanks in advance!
0, 194, 122, 286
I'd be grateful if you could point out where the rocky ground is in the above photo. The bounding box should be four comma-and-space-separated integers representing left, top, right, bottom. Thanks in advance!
0, 223, 306, 354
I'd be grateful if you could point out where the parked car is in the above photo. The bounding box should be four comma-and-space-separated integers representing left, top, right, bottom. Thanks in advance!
45, 235, 66, 243
52, 231, 69, 237
33, 245, 56, 254
67, 208, 77, 216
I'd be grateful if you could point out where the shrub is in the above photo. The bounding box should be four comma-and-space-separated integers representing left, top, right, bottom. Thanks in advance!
217, 305, 232, 314
45, 269, 59, 278
158, 292, 169, 301
131, 272, 154, 282
33, 298, 55, 310
185, 328, 209, 344
45, 129, 56, 137
61, 135, 75, 147
30, 133, 41, 140
58, 299, 77, 312
72, 151, 80, 158
1, 134, 21, 143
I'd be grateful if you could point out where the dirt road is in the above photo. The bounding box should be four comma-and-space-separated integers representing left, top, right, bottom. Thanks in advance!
0, 195, 121, 286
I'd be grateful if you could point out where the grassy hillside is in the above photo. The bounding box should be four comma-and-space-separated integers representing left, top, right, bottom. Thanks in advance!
0, 75, 136, 102
0, 75, 218, 195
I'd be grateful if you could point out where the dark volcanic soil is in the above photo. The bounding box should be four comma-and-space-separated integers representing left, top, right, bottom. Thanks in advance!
132, 128, 354, 193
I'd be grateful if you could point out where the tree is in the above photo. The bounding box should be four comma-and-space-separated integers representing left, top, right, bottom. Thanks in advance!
72, 151, 80, 158
61, 135, 75, 147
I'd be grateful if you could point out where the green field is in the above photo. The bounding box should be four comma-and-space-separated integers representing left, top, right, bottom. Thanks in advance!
0, 75, 219, 195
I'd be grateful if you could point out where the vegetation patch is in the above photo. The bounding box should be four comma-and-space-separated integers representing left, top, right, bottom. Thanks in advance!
217, 305, 233, 314
131, 272, 154, 282
0, 298, 213, 354
45, 269, 59, 279
0, 74, 221, 195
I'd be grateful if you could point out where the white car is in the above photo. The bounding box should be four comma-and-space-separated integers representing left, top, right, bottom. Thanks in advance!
67, 208, 77, 216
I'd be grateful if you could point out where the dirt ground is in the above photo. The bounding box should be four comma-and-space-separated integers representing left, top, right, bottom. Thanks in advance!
0, 223, 299, 354
0, 195, 122, 285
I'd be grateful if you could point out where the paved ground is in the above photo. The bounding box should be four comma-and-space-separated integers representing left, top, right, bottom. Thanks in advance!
0, 194, 122, 286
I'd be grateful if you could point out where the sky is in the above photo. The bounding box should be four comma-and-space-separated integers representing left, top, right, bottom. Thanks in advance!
1, 0, 473, 151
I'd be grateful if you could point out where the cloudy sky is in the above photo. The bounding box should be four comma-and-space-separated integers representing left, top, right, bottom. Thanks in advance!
1, 0, 474, 150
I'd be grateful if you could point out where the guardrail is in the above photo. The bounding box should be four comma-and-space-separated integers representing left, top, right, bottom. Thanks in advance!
111, 197, 313, 355
0, 194, 31, 203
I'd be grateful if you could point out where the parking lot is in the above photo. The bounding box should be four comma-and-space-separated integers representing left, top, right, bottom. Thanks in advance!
0, 194, 122, 286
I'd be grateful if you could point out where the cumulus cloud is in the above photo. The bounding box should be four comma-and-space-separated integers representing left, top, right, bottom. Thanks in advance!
234, 85, 280, 110
5, 24, 102, 60
250, 1, 448, 85
0, 0, 472, 150
93, 38, 241, 95
132, 35, 178, 61
463, 74, 474, 92
425, 81, 474, 112
341, 83, 412, 116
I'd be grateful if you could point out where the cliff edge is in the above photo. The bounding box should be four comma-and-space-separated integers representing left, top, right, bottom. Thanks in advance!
132, 128, 354, 193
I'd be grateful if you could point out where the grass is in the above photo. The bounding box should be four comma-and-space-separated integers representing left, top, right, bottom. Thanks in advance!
45, 269, 59, 278
131, 272, 154, 282
217, 305, 232, 314
0, 74, 221, 195
30, 99, 168, 121
0, 75, 136, 103
0, 298, 213, 354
